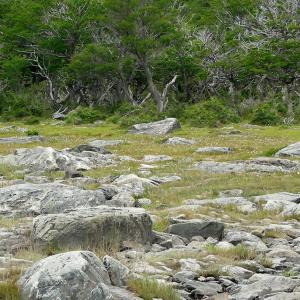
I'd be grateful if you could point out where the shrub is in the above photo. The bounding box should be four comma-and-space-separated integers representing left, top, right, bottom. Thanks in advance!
128, 277, 180, 300
65, 106, 105, 124
0, 89, 51, 120
24, 117, 40, 125
251, 102, 281, 125
183, 98, 240, 127
26, 130, 39, 136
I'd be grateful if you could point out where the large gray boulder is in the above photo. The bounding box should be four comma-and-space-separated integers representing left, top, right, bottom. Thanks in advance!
229, 274, 300, 300
194, 157, 300, 174
0, 183, 106, 217
103, 255, 130, 287
253, 192, 300, 216
32, 206, 153, 249
275, 142, 300, 157
0, 146, 114, 171
129, 118, 181, 135
18, 251, 112, 300
167, 221, 224, 240
225, 230, 268, 252
0, 136, 43, 144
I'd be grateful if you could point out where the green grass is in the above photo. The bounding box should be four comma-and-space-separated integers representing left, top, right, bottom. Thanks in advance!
204, 244, 257, 261
128, 277, 180, 300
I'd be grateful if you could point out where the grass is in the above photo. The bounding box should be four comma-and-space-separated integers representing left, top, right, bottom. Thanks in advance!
199, 266, 228, 278
0, 267, 22, 300
204, 244, 257, 261
128, 277, 180, 300
263, 229, 287, 239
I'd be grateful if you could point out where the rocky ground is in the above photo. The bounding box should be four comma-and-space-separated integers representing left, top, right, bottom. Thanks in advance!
0, 119, 300, 300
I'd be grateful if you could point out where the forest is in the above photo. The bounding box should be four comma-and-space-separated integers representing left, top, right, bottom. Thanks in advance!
0, 0, 299, 127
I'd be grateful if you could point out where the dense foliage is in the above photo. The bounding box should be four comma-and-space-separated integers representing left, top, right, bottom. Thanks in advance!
0, 0, 299, 126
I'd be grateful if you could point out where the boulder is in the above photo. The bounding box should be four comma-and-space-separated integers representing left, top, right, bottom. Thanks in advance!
0, 136, 43, 144
167, 221, 224, 240
184, 197, 257, 213
18, 251, 112, 300
103, 255, 130, 287
129, 118, 180, 135
70, 144, 111, 154
229, 274, 300, 300
194, 157, 300, 174
224, 230, 268, 252
195, 147, 232, 154
0, 146, 114, 171
275, 142, 300, 157
89, 140, 124, 147
32, 206, 153, 248
164, 137, 195, 145
185, 280, 223, 297
222, 265, 254, 281
0, 183, 107, 217
111, 174, 159, 196
143, 155, 173, 162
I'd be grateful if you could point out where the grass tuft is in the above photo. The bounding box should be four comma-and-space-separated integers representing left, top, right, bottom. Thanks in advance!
128, 277, 180, 300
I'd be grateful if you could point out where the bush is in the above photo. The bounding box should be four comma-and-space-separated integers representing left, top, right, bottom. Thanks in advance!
251, 102, 281, 125
183, 98, 240, 127
26, 130, 39, 136
107, 102, 165, 128
0, 89, 51, 120
65, 106, 105, 124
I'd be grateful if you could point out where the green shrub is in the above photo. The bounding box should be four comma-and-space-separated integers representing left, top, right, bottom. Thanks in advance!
108, 102, 164, 128
183, 98, 240, 127
128, 277, 180, 300
0, 89, 51, 120
24, 117, 40, 125
65, 106, 105, 124
251, 102, 281, 125
26, 130, 39, 136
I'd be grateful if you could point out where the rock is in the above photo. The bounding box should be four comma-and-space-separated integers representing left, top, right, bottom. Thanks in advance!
224, 230, 268, 252
111, 174, 160, 196
219, 190, 243, 197
264, 292, 300, 300
184, 197, 256, 213
275, 142, 300, 157
109, 286, 142, 300
143, 155, 173, 163
0, 183, 107, 217
229, 274, 300, 300
167, 221, 224, 240
195, 147, 232, 154
185, 280, 223, 296
152, 231, 186, 248
172, 271, 197, 283
32, 206, 153, 248
24, 175, 50, 184
137, 198, 152, 206
164, 137, 195, 145
179, 258, 201, 272
129, 118, 181, 135
107, 192, 136, 207
150, 175, 181, 184
0, 146, 115, 171
0, 136, 43, 144
194, 157, 300, 174
253, 192, 300, 216
222, 265, 254, 281
103, 255, 130, 287
70, 144, 111, 154
18, 251, 112, 300
215, 241, 235, 250
64, 170, 84, 179
89, 140, 123, 147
